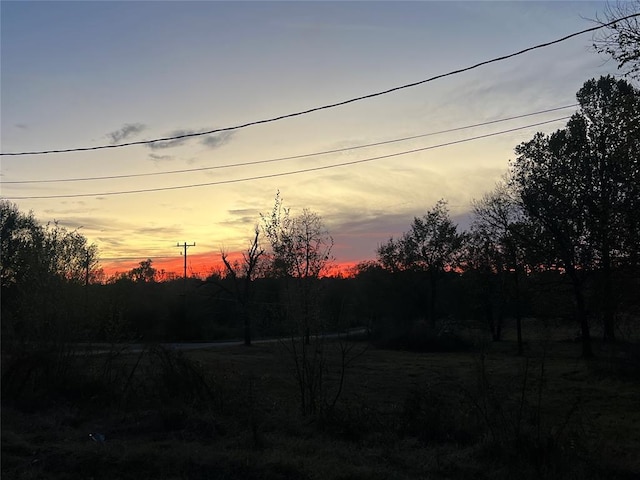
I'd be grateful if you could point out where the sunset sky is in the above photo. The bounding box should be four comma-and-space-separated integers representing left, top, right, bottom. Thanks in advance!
1, 1, 621, 277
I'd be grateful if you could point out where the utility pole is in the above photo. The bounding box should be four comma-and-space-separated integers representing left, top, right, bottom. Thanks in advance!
176, 242, 196, 331
85, 252, 90, 287
176, 242, 196, 287
84, 251, 90, 322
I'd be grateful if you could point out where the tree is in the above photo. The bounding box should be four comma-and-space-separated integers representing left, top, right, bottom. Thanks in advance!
468, 183, 521, 346
1, 201, 44, 292
1, 201, 100, 341
261, 192, 334, 342
574, 76, 640, 340
221, 227, 265, 346
508, 76, 640, 355
262, 192, 334, 280
377, 199, 465, 329
261, 192, 335, 415
127, 259, 158, 283
593, 1, 640, 80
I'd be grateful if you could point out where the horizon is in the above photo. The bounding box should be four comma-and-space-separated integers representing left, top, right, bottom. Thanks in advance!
98, 250, 361, 280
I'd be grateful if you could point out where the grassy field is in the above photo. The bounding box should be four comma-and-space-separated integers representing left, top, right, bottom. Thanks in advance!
2, 320, 640, 480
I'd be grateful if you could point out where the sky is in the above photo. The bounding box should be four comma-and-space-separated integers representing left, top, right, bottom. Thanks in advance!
0, 0, 624, 278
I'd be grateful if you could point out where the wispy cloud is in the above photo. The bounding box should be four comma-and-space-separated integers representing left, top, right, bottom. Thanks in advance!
147, 129, 195, 150
133, 225, 184, 237
201, 131, 234, 149
107, 123, 146, 144
147, 128, 234, 150
148, 153, 174, 162
220, 208, 260, 226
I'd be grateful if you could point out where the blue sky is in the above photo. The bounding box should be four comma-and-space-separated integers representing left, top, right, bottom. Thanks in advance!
0, 1, 620, 275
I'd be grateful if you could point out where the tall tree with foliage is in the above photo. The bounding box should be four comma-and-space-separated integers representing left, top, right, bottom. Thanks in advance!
509, 76, 640, 355
1, 201, 100, 341
377, 199, 465, 329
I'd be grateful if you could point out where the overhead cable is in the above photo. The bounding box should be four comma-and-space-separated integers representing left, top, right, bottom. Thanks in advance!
1, 104, 577, 184
2, 116, 570, 200
1, 13, 635, 158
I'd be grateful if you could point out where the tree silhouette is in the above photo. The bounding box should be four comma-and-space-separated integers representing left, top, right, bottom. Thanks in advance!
469, 182, 526, 347
509, 76, 640, 354
1, 201, 100, 341
378, 199, 465, 329
128, 259, 157, 283
221, 228, 265, 346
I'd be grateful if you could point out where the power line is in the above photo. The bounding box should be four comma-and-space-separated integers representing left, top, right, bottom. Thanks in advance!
2, 13, 635, 158
1, 104, 577, 185
2, 116, 570, 200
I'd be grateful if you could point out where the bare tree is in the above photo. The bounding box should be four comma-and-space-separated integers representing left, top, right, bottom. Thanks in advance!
261, 192, 336, 415
261, 192, 334, 343
593, 1, 640, 80
221, 227, 265, 346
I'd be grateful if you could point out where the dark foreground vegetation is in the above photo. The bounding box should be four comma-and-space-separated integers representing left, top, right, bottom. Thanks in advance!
2, 323, 640, 480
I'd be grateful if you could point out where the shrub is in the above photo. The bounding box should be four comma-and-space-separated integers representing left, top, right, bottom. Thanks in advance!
373, 320, 473, 352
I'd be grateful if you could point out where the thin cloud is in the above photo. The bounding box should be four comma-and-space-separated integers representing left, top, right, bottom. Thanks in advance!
146, 129, 194, 150
133, 225, 183, 236
107, 123, 146, 144
148, 153, 174, 162
201, 131, 234, 149
227, 208, 259, 217
147, 128, 234, 150
219, 208, 260, 226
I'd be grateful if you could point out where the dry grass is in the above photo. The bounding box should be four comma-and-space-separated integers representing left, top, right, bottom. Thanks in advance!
3, 323, 640, 480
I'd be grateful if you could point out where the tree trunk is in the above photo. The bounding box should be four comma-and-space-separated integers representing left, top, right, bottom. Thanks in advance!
514, 267, 523, 356
571, 275, 593, 358
428, 269, 437, 330
601, 257, 615, 343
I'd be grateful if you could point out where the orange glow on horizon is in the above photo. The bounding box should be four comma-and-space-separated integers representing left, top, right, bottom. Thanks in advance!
100, 252, 361, 280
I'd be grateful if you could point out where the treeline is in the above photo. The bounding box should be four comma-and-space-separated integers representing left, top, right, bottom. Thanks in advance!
1, 76, 639, 356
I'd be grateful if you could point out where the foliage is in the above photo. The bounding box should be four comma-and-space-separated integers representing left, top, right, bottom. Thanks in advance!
508, 75, 640, 353
261, 192, 343, 415
261, 191, 334, 280
467, 182, 528, 347
377, 199, 466, 328
125, 258, 158, 283
1, 201, 100, 342
593, 1, 640, 80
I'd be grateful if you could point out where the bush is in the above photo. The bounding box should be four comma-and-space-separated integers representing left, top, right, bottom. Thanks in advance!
1, 343, 110, 410
372, 320, 473, 352
141, 345, 217, 406
399, 384, 479, 445
464, 354, 594, 479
